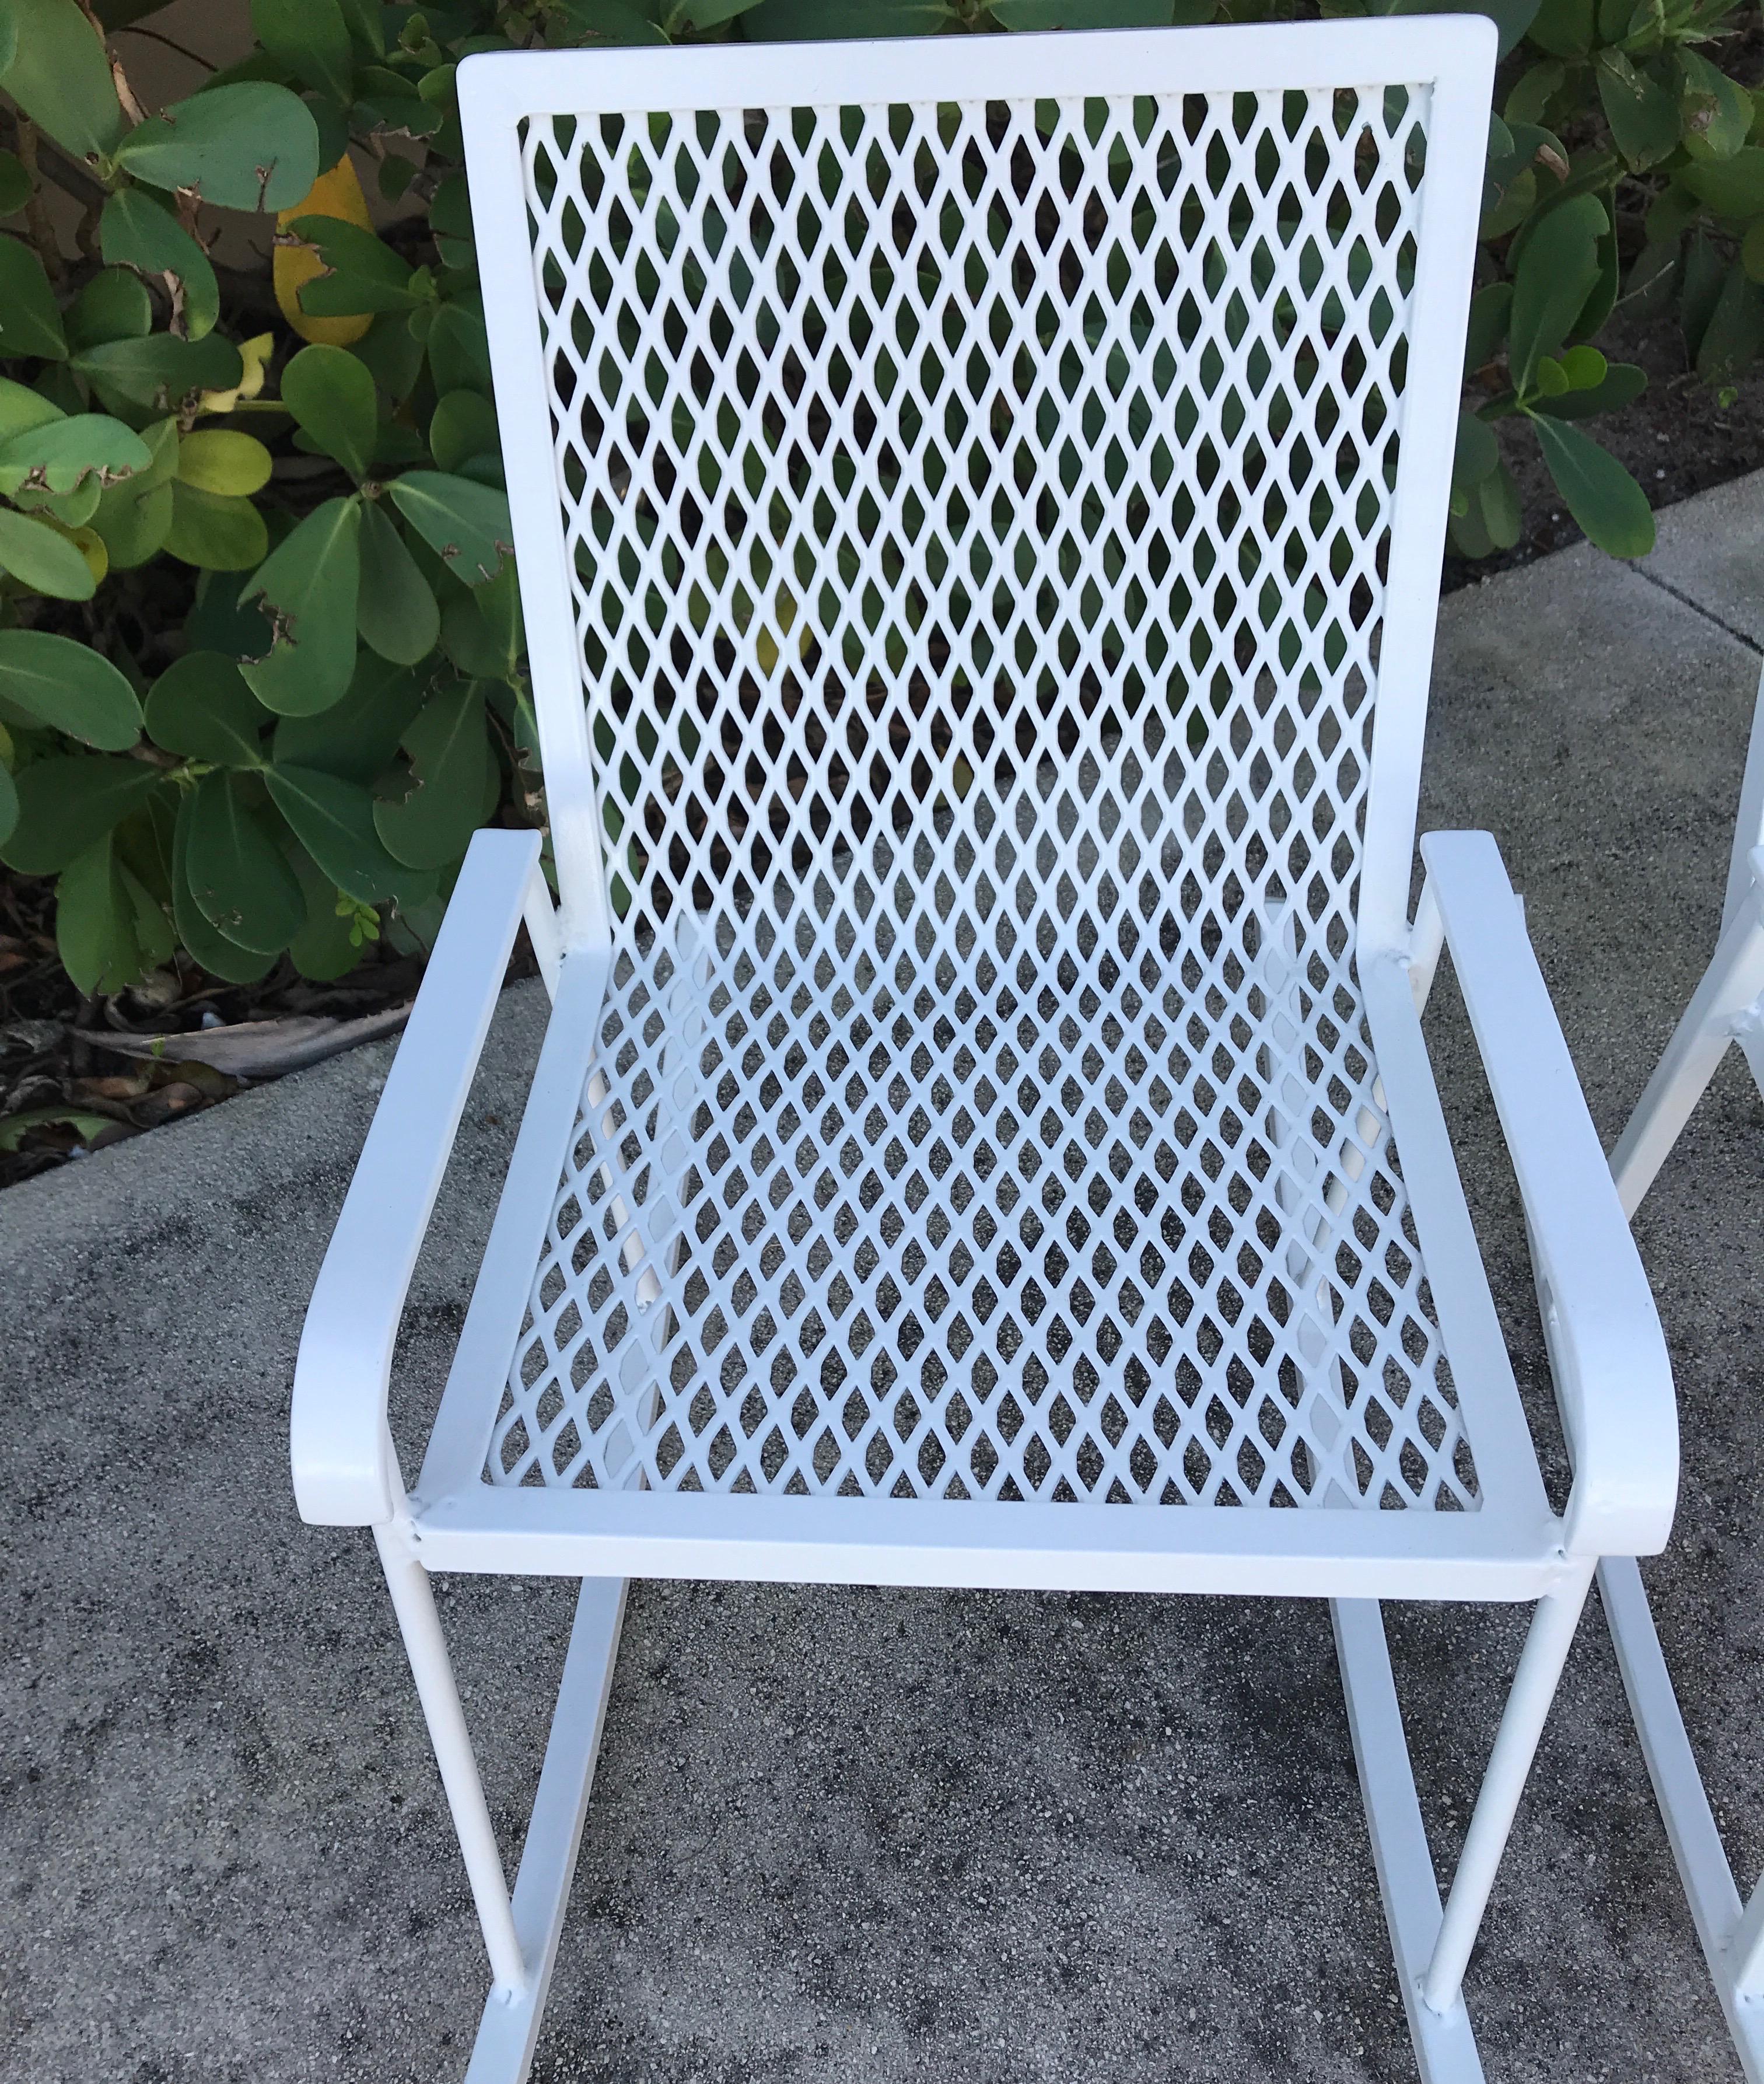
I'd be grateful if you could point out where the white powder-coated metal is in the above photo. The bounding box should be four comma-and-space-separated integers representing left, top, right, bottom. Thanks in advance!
488, 50, 1472, 1516
1595, 663, 1764, 2084
288, 25, 1681, 2084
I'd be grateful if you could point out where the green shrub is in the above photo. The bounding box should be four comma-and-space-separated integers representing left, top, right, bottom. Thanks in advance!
0, 0, 1752, 996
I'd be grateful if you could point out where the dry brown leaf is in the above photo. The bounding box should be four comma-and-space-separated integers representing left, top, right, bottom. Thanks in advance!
80, 1005, 412, 1080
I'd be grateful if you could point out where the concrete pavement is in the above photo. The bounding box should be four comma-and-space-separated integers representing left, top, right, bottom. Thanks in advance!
3, 481, 1763, 2083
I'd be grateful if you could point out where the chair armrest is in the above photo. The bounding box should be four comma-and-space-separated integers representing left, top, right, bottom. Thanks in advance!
291, 828, 545, 1527
1419, 830, 1678, 1557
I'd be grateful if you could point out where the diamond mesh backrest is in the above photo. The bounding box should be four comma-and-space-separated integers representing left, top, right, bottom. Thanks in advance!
468, 36, 1486, 1510
524, 84, 1424, 947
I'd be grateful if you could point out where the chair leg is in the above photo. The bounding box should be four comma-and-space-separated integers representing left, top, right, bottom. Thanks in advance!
1334, 1570, 1593, 2083
1607, 906, 1764, 1220
376, 1526, 527, 1996
1334, 1599, 1485, 2084
1599, 1554, 1764, 2083
465, 1576, 628, 2084
1420, 1568, 1592, 2012
377, 1528, 629, 2084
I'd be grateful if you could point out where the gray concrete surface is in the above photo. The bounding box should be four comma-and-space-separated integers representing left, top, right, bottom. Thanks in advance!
4, 481, 1763, 2084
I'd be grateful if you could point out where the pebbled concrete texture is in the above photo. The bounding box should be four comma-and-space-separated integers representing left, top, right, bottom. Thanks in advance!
2, 477, 1763, 2084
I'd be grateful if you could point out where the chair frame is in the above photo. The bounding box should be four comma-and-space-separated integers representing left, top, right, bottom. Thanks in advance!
1600, 663, 1764, 2084
289, 26, 1678, 2083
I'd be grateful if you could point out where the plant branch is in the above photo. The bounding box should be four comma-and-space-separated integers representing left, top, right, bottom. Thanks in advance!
13, 122, 66, 284
27, 135, 108, 212
114, 23, 217, 72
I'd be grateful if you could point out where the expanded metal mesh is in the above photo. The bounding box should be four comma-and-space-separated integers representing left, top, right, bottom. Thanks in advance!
487, 81, 1479, 1510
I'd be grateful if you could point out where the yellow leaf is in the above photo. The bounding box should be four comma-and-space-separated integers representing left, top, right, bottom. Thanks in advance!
177, 428, 272, 497
66, 525, 108, 587
197, 331, 274, 418
275, 156, 374, 347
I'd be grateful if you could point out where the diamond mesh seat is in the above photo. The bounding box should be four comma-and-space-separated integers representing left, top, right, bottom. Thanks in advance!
494, 868, 1479, 1517
290, 25, 1679, 2084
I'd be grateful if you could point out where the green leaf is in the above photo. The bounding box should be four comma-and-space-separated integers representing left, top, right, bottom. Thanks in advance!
176, 429, 272, 497
428, 172, 475, 271
387, 470, 513, 586
376, 149, 420, 201
303, 92, 352, 177
0, 754, 159, 873
251, 0, 354, 104
90, 417, 178, 569
373, 678, 489, 869
271, 650, 422, 781
114, 81, 320, 211
989, 0, 1174, 25
99, 190, 220, 341
54, 829, 170, 993
1682, 148, 1764, 221
0, 413, 150, 496
1570, 208, 1620, 347
0, 238, 67, 360
0, 148, 30, 216
1678, 48, 1751, 162
0, 507, 94, 598
186, 566, 274, 660
70, 333, 244, 411
286, 213, 419, 315
428, 389, 499, 475
0, 0, 125, 159
0, 1103, 116, 1151
360, 86, 442, 148
1509, 194, 1605, 391
357, 501, 440, 665
1527, 0, 1594, 55
164, 480, 270, 571
0, 757, 15, 848
552, 0, 670, 41
146, 652, 271, 765
1595, 50, 1681, 172
0, 377, 63, 443
20, 474, 102, 529
1506, 61, 1564, 127
337, 0, 385, 59
1483, 460, 1524, 550
266, 760, 404, 900
1530, 413, 1656, 559
427, 173, 472, 244
65, 264, 154, 351
1557, 343, 1606, 389
0, 630, 142, 748
237, 495, 363, 716
1452, 412, 1500, 492
170, 789, 275, 980
441, 583, 520, 679
1380, 0, 1537, 56
353, 307, 426, 404
729, 0, 951, 31
1695, 261, 1764, 386
184, 769, 306, 953
424, 302, 492, 396
1533, 360, 1647, 419
286, 844, 367, 980
1681, 228, 1727, 362
281, 343, 378, 480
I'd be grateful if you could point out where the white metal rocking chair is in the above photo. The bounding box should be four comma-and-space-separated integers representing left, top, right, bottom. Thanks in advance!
1598, 662, 1764, 2082
290, 23, 1679, 2082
